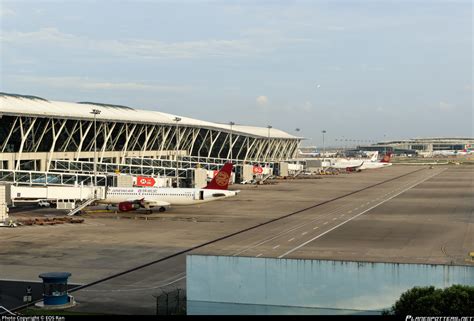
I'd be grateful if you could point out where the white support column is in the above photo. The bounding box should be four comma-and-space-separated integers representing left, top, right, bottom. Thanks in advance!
0, 117, 18, 152
109, 123, 126, 151
159, 126, 172, 156
197, 130, 210, 157
76, 121, 93, 160
100, 122, 116, 162
15, 117, 37, 170
121, 123, 137, 162
217, 133, 230, 159
254, 139, 266, 162
46, 119, 67, 171
59, 120, 79, 152
146, 125, 161, 152
140, 125, 155, 158
208, 131, 221, 158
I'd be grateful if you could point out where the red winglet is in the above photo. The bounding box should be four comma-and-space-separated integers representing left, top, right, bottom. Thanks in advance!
204, 163, 233, 190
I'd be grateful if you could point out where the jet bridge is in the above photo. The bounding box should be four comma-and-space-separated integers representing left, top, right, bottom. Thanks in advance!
10, 185, 106, 205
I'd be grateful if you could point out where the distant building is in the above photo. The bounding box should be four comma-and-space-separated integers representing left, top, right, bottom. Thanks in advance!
371, 138, 474, 153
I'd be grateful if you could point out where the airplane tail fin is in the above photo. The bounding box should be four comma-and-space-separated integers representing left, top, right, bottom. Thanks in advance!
370, 151, 379, 162
204, 163, 233, 190
380, 152, 392, 163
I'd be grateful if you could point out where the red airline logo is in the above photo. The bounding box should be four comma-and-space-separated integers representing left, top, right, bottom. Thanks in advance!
136, 176, 156, 187
253, 166, 263, 174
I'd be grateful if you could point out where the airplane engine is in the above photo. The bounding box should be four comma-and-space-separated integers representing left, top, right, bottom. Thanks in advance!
118, 201, 141, 212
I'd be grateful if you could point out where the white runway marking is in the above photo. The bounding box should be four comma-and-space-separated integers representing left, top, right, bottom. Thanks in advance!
323, 221, 329, 225
332, 217, 337, 221
301, 232, 307, 236
278, 169, 445, 259
232, 205, 351, 256
273, 245, 280, 249
256, 253, 263, 257
288, 238, 295, 242
313, 226, 319, 230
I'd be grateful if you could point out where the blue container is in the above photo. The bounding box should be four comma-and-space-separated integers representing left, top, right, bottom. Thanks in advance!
38, 272, 71, 306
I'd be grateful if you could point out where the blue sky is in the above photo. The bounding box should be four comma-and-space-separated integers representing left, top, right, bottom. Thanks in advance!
1, 0, 472, 147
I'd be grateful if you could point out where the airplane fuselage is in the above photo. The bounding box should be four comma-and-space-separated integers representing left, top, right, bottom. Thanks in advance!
99, 187, 238, 206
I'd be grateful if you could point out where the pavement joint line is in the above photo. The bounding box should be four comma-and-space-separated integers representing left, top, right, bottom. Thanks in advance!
278, 168, 446, 259
80, 276, 186, 293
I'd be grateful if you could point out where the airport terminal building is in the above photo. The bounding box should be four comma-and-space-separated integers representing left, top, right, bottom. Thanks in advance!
371, 138, 474, 153
0, 93, 302, 173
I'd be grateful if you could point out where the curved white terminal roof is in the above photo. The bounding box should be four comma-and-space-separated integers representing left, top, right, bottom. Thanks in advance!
0, 93, 301, 139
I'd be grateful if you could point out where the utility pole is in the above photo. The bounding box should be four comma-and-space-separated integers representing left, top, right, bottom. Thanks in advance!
322, 130, 327, 157
174, 117, 181, 187
267, 125, 272, 162
90, 109, 101, 187
229, 121, 235, 161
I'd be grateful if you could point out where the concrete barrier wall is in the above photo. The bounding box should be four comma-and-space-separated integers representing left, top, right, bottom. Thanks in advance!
187, 255, 474, 314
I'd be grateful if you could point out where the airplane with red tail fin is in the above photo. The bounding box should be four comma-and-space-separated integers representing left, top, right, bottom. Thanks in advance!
98, 162, 239, 213
359, 152, 392, 169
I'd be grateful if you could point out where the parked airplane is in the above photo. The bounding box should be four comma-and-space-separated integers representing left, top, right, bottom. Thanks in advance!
99, 163, 239, 213
328, 152, 391, 171
432, 149, 473, 156
298, 150, 320, 157
358, 152, 392, 170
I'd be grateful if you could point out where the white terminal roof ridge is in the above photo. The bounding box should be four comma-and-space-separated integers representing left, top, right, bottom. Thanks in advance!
0, 93, 301, 139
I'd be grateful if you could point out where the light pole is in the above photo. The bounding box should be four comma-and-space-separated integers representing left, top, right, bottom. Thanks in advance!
90, 109, 101, 186
322, 130, 326, 157
174, 117, 181, 187
267, 125, 272, 162
229, 121, 235, 161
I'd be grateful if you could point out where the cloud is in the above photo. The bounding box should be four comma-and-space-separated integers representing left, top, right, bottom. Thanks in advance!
256, 95, 269, 106
0, 7, 15, 17
1, 27, 311, 60
439, 101, 455, 112
8, 75, 193, 93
